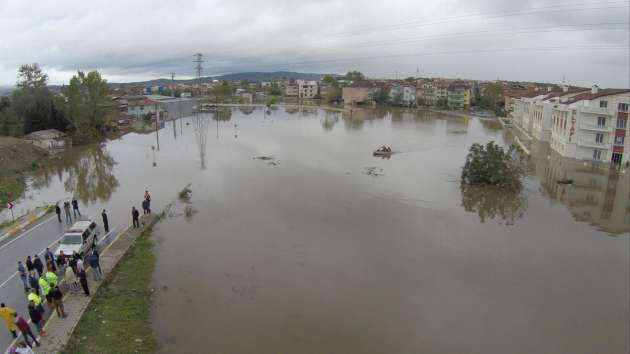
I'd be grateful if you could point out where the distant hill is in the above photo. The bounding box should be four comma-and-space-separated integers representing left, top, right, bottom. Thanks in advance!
111, 71, 339, 88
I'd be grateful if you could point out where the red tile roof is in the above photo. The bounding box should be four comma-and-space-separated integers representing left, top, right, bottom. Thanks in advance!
564, 89, 630, 104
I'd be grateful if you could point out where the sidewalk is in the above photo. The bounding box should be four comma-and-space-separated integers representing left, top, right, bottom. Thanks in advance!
0, 206, 53, 243
10, 214, 157, 354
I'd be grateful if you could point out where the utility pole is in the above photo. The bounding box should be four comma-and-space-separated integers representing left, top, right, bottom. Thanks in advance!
171, 72, 176, 97
193, 53, 204, 96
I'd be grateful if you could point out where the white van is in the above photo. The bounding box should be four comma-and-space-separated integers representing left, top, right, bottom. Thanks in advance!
55, 220, 100, 258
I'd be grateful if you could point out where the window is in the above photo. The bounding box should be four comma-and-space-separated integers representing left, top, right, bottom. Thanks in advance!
615, 136, 625, 145
595, 133, 604, 143
600, 101, 608, 108
597, 116, 606, 127
593, 150, 602, 160
618, 103, 629, 112
617, 119, 627, 129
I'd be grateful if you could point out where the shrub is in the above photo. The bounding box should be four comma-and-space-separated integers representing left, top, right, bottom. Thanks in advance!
461, 141, 524, 191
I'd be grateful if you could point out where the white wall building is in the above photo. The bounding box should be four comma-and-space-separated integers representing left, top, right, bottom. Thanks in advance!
549, 86, 630, 164
389, 84, 416, 106
297, 80, 319, 99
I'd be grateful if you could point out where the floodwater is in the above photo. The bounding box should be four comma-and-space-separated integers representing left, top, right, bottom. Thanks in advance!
3, 107, 629, 353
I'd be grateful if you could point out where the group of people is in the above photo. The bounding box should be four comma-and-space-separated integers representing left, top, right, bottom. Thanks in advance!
1, 189, 153, 352
54, 198, 81, 224
132, 190, 152, 228
2, 244, 104, 351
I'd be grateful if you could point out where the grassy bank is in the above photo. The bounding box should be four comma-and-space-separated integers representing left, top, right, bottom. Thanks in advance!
61, 215, 163, 354
0, 170, 25, 211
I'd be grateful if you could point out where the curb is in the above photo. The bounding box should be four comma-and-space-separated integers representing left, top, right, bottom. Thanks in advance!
0, 208, 51, 243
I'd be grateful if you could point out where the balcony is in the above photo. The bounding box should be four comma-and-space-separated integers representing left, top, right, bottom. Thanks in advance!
579, 123, 612, 132
578, 139, 610, 149
579, 106, 612, 115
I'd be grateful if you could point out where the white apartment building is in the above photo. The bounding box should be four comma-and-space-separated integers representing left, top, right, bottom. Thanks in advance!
389, 84, 416, 106
297, 80, 319, 99
529, 88, 589, 141
285, 84, 298, 97
549, 86, 630, 164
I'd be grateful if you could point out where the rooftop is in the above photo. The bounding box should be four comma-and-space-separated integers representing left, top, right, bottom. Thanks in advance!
23, 129, 67, 140
564, 88, 630, 104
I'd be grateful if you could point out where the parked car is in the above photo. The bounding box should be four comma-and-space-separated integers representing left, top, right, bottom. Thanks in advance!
54, 220, 100, 258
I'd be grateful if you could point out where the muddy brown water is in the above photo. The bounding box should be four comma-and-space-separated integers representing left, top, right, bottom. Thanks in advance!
2, 107, 628, 353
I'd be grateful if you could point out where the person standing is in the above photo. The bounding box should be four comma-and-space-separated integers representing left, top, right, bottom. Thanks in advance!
78, 268, 90, 296
27, 272, 39, 296
27, 289, 42, 309
56, 250, 67, 271
25, 256, 34, 274
55, 202, 62, 222
132, 207, 140, 228
0, 303, 17, 338
144, 190, 151, 212
101, 209, 109, 233
44, 248, 56, 272
17, 262, 29, 293
32, 256, 43, 277
63, 201, 72, 223
71, 197, 81, 218
142, 199, 149, 215
38, 276, 51, 308
64, 265, 78, 293
27, 302, 45, 337
50, 286, 67, 318
87, 251, 102, 281
12, 313, 39, 348
45, 269, 58, 288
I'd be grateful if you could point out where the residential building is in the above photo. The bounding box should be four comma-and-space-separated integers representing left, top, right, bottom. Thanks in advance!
389, 84, 416, 106
416, 80, 437, 106
342, 87, 371, 105
297, 80, 319, 99
435, 85, 448, 103
549, 86, 630, 164
447, 84, 470, 109
285, 84, 298, 97
24, 129, 68, 151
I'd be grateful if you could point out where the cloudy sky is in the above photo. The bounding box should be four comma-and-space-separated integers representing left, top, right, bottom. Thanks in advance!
0, 0, 628, 87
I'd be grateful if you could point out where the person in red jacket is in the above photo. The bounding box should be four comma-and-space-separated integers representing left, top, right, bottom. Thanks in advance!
12, 313, 38, 348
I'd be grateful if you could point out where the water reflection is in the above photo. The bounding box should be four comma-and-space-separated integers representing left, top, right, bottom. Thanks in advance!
31, 145, 119, 204
192, 114, 210, 170
530, 140, 630, 235
321, 111, 340, 131
239, 106, 255, 115
460, 183, 527, 225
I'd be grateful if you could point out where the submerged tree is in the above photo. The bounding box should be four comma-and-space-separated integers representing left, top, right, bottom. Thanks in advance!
460, 183, 526, 224
461, 141, 525, 191
63, 70, 113, 142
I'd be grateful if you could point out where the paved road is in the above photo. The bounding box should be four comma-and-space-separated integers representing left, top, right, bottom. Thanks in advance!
0, 206, 125, 352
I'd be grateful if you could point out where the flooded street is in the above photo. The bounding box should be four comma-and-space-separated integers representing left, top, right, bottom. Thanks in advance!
5, 107, 629, 353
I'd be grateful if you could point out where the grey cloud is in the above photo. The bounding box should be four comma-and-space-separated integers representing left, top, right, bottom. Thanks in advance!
0, 0, 628, 87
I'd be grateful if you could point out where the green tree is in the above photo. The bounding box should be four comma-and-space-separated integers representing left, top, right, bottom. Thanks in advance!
404, 76, 415, 83
374, 87, 389, 104
461, 141, 524, 191
0, 97, 22, 136
344, 71, 366, 83
322, 75, 339, 87
12, 86, 54, 134
63, 70, 113, 142
16, 63, 48, 88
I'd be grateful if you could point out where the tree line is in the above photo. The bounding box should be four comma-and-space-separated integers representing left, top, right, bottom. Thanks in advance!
0, 64, 115, 143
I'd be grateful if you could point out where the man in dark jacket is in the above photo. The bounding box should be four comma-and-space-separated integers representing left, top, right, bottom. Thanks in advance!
87, 251, 102, 281
71, 197, 81, 218
25, 256, 34, 274
101, 209, 109, 233
78, 268, 90, 296
63, 201, 72, 223
32, 255, 43, 277
50, 286, 67, 318
27, 302, 45, 337
132, 207, 140, 228
27, 273, 39, 296
55, 202, 61, 222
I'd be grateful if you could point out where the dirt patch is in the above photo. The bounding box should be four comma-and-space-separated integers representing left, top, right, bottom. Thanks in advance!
0, 136, 49, 171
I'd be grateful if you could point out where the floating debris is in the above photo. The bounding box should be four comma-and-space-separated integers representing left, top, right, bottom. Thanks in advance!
363, 167, 385, 177
253, 155, 274, 160
267, 161, 280, 166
